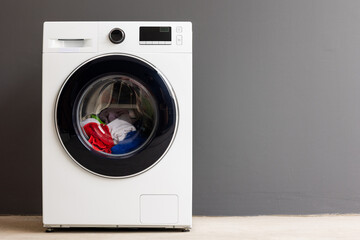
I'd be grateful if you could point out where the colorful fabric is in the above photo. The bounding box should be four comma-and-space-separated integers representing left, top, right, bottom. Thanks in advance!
111, 131, 146, 154
83, 122, 114, 153
107, 118, 136, 144
90, 114, 105, 124
80, 118, 99, 127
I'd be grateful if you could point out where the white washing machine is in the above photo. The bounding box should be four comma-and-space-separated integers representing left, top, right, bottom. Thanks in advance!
42, 22, 192, 231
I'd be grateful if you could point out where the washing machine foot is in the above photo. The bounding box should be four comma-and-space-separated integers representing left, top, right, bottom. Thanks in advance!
45, 228, 54, 232
182, 228, 190, 232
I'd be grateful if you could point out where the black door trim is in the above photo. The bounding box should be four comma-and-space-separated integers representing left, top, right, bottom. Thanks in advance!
55, 53, 178, 178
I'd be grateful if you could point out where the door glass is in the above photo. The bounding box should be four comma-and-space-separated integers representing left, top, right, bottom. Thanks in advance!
75, 75, 158, 156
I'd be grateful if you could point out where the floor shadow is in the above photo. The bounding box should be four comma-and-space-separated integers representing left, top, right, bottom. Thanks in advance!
1, 216, 189, 234
46, 227, 186, 233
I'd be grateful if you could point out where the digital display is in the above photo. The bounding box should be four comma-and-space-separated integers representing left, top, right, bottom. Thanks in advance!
140, 27, 172, 41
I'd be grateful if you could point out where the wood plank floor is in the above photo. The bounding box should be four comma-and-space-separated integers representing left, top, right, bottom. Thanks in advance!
1, 215, 360, 239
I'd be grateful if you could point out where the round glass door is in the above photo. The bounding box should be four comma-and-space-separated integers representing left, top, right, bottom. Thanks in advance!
76, 75, 158, 156
56, 54, 177, 178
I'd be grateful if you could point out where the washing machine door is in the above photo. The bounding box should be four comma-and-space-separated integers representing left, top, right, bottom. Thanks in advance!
56, 54, 178, 178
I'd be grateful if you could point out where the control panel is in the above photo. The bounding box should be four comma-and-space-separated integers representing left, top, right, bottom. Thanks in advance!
139, 26, 184, 46
139, 27, 171, 45
43, 22, 192, 53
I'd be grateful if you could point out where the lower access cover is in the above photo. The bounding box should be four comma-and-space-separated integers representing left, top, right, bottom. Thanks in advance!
140, 195, 179, 224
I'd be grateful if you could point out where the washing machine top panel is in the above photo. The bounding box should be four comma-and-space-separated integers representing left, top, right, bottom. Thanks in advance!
43, 21, 192, 53
56, 54, 178, 178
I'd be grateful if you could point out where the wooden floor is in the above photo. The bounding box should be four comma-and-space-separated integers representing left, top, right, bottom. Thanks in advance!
1, 215, 360, 239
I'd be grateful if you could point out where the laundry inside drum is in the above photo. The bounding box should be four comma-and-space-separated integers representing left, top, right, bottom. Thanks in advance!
76, 75, 158, 156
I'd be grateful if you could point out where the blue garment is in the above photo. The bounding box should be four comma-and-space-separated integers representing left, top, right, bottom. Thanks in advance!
111, 131, 145, 154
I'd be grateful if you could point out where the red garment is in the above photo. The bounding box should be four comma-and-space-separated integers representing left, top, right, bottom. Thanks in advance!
83, 122, 114, 153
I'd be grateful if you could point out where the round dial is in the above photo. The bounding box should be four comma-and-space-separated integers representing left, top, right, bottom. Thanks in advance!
109, 28, 125, 44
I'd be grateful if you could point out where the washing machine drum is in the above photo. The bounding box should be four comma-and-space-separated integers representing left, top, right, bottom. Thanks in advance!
56, 54, 177, 178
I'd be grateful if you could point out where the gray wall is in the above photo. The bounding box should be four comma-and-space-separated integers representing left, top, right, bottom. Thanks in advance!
2, 0, 360, 215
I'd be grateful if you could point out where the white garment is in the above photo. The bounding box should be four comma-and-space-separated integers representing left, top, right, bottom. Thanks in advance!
80, 118, 99, 127
107, 118, 136, 144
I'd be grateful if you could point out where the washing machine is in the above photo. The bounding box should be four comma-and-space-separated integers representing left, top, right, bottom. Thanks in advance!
42, 22, 192, 231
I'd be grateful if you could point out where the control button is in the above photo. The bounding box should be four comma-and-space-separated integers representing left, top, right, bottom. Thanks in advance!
109, 28, 125, 44
165, 41, 172, 45
152, 41, 159, 45
176, 35, 183, 45
176, 26, 183, 33
158, 41, 165, 45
